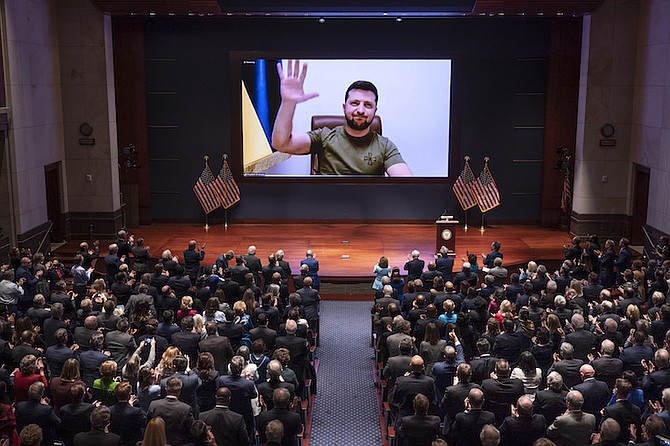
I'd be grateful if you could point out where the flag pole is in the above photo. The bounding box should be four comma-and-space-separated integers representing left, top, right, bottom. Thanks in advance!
224, 209, 228, 230
480, 212, 485, 233
204, 155, 210, 229
464, 210, 468, 231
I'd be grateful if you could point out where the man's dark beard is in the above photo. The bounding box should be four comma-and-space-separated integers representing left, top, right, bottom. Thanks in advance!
345, 115, 373, 131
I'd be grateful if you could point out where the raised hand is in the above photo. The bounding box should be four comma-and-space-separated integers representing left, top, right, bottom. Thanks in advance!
276, 60, 319, 104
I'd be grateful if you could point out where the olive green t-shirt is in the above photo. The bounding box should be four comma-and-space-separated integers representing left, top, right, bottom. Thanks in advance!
308, 126, 405, 175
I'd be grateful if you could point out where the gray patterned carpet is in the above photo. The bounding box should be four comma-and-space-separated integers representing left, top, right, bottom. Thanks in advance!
308, 300, 382, 445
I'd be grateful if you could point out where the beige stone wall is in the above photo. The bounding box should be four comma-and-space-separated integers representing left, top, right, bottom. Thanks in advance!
56, 0, 120, 214
3, 0, 65, 234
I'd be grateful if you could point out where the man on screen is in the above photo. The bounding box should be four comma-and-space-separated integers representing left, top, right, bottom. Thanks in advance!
271, 60, 413, 176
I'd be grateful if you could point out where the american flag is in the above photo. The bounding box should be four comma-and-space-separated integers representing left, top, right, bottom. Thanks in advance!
473, 162, 501, 213
193, 161, 221, 214
452, 159, 478, 210
212, 157, 240, 209
561, 173, 571, 213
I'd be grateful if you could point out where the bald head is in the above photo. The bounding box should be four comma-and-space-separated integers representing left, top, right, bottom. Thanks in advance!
516, 396, 533, 417
566, 390, 584, 410
600, 339, 615, 356
580, 364, 595, 380
468, 388, 485, 408
410, 355, 425, 373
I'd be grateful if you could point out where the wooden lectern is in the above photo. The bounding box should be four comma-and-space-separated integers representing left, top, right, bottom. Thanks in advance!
435, 217, 459, 254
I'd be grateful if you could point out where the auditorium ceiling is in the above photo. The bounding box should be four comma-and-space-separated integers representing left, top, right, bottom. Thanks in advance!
91, 0, 604, 17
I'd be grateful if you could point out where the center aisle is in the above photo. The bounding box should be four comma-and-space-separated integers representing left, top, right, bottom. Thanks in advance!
308, 300, 382, 445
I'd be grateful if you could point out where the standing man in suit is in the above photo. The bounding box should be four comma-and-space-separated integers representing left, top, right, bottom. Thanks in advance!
276, 250, 292, 281
533, 372, 568, 426
60, 383, 95, 445
565, 313, 596, 362
572, 364, 610, 427
183, 240, 205, 285
641, 348, 670, 403
15, 381, 61, 446
601, 378, 641, 444
109, 382, 146, 446
147, 377, 194, 446
397, 393, 441, 446
391, 355, 437, 420
597, 239, 617, 288
274, 320, 309, 389
104, 244, 125, 287
199, 386, 249, 446
256, 388, 302, 446
546, 390, 596, 446
548, 342, 584, 389
300, 250, 320, 290
435, 246, 454, 282
404, 250, 425, 282
499, 396, 546, 446
614, 238, 632, 285
297, 277, 320, 335
73, 406, 122, 446
482, 241, 503, 269
441, 363, 482, 428
15, 256, 42, 314
160, 355, 201, 417
481, 359, 525, 426
448, 388, 496, 446
243, 245, 262, 286
199, 322, 234, 375
216, 356, 258, 439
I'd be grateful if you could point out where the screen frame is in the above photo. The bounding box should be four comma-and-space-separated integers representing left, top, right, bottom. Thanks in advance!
229, 50, 463, 184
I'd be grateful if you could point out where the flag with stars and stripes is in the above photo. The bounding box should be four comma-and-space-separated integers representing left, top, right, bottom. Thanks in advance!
452, 159, 478, 210
193, 160, 221, 214
473, 161, 501, 213
212, 157, 240, 209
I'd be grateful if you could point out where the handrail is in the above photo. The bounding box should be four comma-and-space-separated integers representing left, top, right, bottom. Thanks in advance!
36, 220, 53, 255
641, 226, 655, 260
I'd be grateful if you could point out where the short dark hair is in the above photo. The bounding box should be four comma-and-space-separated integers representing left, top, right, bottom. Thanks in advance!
345, 80, 378, 103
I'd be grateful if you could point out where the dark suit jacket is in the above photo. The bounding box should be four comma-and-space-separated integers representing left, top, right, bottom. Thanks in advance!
147, 396, 194, 446
642, 367, 670, 402
243, 254, 262, 283
296, 286, 320, 324
59, 402, 94, 446
16, 400, 61, 446
620, 344, 654, 377
218, 321, 244, 351
533, 388, 567, 425
257, 381, 295, 411
257, 408, 302, 446
436, 256, 454, 282
397, 414, 441, 446
183, 248, 205, 279
591, 356, 623, 390
548, 358, 584, 388
216, 374, 257, 435
492, 331, 523, 365
218, 279, 241, 305
566, 329, 596, 361
300, 257, 320, 287
470, 355, 499, 384
449, 409, 496, 446
74, 429, 122, 446
199, 406, 250, 446
573, 378, 611, 425
109, 402, 146, 446
274, 334, 309, 382
481, 377, 525, 425
199, 335, 234, 375
404, 258, 425, 281
171, 330, 201, 364
500, 414, 546, 446
441, 382, 481, 423
391, 373, 437, 418
602, 399, 641, 443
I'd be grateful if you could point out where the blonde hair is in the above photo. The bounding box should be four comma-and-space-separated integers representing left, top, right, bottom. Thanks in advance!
443, 299, 455, 313
181, 295, 193, 311
233, 300, 247, 315
527, 261, 538, 273
93, 279, 107, 293
158, 346, 181, 371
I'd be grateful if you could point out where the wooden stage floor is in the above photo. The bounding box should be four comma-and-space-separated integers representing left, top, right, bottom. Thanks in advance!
98, 223, 572, 281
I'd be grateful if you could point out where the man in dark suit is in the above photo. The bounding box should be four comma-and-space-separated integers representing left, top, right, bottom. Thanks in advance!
16, 381, 61, 446
383, 338, 414, 390
147, 377, 194, 446
218, 268, 240, 306
199, 322, 234, 375
546, 390, 596, 446
481, 359, 525, 426
160, 355, 201, 417
598, 239, 617, 288
296, 277, 320, 334
230, 255, 251, 289
15, 256, 43, 313
641, 348, 670, 402
448, 387, 496, 446
592, 339, 624, 390
243, 245, 262, 286
453, 262, 478, 289
391, 355, 437, 419
108, 382, 146, 446
274, 320, 309, 386
533, 371, 568, 426
216, 356, 258, 438
397, 393, 440, 446
573, 364, 610, 426
565, 313, 596, 361
548, 342, 584, 388
60, 383, 95, 445
259, 420, 284, 446
171, 316, 201, 365
482, 241, 503, 268
45, 328, 76, 378
602, 378, 641, 444
297, 250, 319, 290
404, 250, 425, 282
492, 318, 523, 366
199, 386, 250, 446
218, 309, 244, 351
620, 330, 655, 377
470, 339, 499, 384
256, 387, 302, 446
73, 406, 122, 446
262, 254, 285, 289
413, 304, 447, 344
436, 246, 454, 282
104, 244, 125, 287
258, 360, 296, 411
251, 313, 278, 352
183, 240, 205, 284
441, 363, 481, 426
499, 396, 546, 446
105, 318, 137, 369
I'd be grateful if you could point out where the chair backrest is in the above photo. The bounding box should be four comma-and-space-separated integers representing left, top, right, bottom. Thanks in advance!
309, 115, 382, 174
